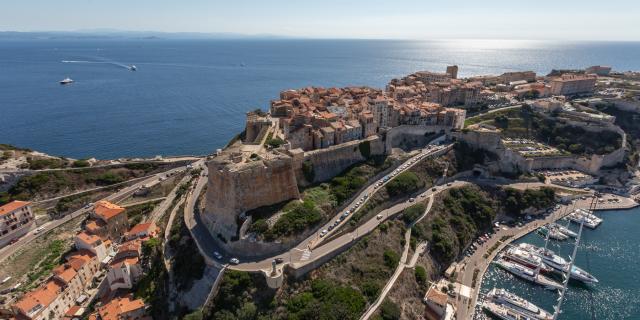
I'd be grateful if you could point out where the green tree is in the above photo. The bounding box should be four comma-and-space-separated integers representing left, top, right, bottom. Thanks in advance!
386, 172, 420, 197
414, 266, 427, 285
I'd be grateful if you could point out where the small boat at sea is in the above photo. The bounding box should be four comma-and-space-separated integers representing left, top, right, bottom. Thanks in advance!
484, 288, 553, 320
518, 243, 598, 284
129, 65, 137, 71
494, 256, 563, 290
59, 77, 74, 85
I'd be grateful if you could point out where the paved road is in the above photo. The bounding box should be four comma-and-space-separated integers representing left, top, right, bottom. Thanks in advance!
310, 143, 451, 249
0, 165, 189, 263
230, 180, 467, 273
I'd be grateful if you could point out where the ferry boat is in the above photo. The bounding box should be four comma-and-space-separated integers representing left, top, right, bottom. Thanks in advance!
485, 288, 553, 320
518, 243, 598, 284
503, 247, 552, 272
59, 77, 74, 85
494, 257, 563, 290
550, 222, 577, 238
537, 225, 568, 241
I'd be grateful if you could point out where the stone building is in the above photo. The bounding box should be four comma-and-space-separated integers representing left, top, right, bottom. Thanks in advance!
549, 74, 597, 96
88, 201, 129, 241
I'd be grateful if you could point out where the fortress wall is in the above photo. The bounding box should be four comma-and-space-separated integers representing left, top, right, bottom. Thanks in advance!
300, 136, 385, 183
204, 156, 300, 241
384, 125, 449, 152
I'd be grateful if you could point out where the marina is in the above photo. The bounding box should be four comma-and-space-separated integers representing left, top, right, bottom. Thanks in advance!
476, 206, 640, 319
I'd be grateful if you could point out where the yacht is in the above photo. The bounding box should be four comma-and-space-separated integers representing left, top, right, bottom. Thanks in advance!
550, 222, 577, 238
483, 301, 534, 320
503, 247, 552, 272
537, 225, 568, 241
486, 288, 553, 320
494, 257, 563, 290
518, 243, 598, 283
567, 210, 601, 229
59, 77, 74, 85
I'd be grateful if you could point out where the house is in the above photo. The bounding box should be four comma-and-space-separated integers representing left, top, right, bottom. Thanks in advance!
88, 295, 148, 320
75, 231, 108, 261
125, 222, 158, 241
106, 240, 142, 291
88, 201, 129, 241
0, 201, 35, 248
423, 286, 455, 320
13, 253, 97, 320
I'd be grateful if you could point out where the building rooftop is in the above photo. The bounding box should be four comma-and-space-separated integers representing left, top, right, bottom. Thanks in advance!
14, 280, 63, 317
94, 200, 125, 221
92, 295, 146, 320
127, 222, 156, 236
76, 231, 102, 245
0, 200, 30, 216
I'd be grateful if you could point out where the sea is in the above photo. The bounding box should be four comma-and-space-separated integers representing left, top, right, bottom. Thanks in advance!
477, 207, 640, 320
1, 39, 640, 159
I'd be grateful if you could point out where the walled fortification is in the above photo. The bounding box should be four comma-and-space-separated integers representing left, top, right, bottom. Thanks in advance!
202, 152, 299, 243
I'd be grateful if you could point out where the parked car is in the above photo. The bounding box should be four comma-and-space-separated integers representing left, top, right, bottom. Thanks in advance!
376, 214, 383, 220
213, 251, 223, 260
34, 227, 45, 234
275, 258, 284, 264
230, 258, 240, 265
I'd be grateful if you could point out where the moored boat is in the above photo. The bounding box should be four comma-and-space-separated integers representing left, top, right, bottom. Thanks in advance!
494, 256, 563, 290
486, 287, 553, 320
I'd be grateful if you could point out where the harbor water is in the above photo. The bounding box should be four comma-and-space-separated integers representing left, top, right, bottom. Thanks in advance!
477, 207, 640, 319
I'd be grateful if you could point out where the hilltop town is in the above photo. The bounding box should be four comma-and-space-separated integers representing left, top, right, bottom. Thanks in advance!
2, 64, 640, 320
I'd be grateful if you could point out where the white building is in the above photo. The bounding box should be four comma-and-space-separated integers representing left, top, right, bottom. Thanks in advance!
1, 201, 35, 248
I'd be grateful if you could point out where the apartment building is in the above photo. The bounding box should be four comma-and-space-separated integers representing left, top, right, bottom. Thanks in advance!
88, 201, 129, 241
0, 201, 35, 248
549, 74, 597, 96
88, 295, 148, 320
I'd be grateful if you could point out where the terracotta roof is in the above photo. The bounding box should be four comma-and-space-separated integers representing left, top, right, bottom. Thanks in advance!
96, 296, 145, 320
0, 200, 30, 216
127, 222, 155, 236
85, 220, 102, 233
109, 256, 139, 268
14, 280, 63, 316
425, 287, 448, 307
76, 231, 101, 245
53, 264, 77, 284
64, 305, 82, 318
94, 200, 125, 220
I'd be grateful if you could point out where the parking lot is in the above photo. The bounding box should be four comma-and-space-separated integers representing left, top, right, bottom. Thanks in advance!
502, 138, 566, 157
536, 169, 597, 187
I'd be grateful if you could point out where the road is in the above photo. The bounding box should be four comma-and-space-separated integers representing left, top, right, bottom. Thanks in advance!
310, 143, 452, 249
184, 142, 457, 273
229, 180, 467, 273
0, 165, 190, 263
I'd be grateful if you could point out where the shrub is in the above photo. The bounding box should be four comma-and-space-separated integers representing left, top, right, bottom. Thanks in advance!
250, 219, 269, 234
383, 250, 400, 269
72, 159, 90, 168
385, 172, 420, 197
269, 199, 322, 237
402, 203, 425, 224
94, 172, 125, 185
380, 299, 401, 320
414, 266, 427, 285
361, 280, 381, 302
266, 137, 285, 148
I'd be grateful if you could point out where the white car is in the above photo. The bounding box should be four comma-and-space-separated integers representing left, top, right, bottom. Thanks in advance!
213, 251, 223, 260
376, 214, 383, 220
34, 226, 45, 234
230, 258, 240, 265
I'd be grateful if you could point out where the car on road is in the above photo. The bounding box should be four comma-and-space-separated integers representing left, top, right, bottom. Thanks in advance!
320, 229, 328, 237
213, 251, 223, 260
432, 187, 437, 191
376, 214, 383, 220
409, 198, 415, 202
275, 258, 284, 264
8, 238, 19, 245
420, 194, 426, 198
446, 183, 452, 186
230, 258, 240, 265
34, 226, 45, 234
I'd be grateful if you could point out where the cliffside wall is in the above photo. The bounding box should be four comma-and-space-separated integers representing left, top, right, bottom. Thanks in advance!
202, 153, 299, 242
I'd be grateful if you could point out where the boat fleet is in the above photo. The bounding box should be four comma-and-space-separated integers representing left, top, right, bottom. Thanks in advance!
483, 207, 602, 319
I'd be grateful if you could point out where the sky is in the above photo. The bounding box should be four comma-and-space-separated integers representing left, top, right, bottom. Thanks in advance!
2, 0, 639, 41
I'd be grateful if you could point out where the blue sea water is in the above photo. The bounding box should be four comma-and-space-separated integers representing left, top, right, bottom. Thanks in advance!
478, 208, 640, 320
1, 39, 639, 159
